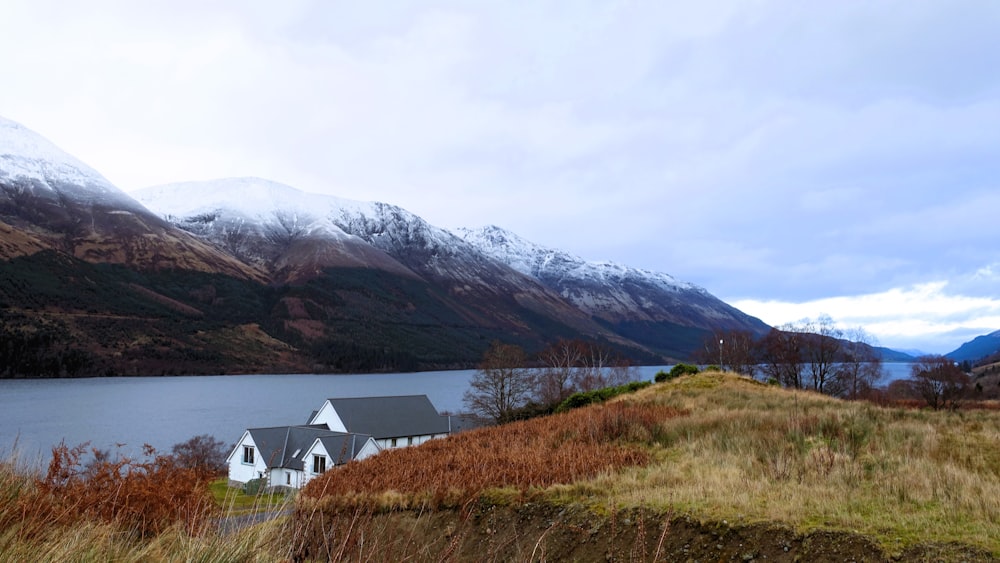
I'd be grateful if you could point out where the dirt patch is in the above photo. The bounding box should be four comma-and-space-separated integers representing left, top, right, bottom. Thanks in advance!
290, 501, 999, 562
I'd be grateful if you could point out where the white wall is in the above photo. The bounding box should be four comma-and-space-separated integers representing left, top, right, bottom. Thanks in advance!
226, 433, 267, 485
376, 433, 440, 450
309, 401, 347, 432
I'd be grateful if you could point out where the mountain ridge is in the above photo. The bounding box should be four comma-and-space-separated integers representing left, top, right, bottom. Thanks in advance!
1, 115, 773, 375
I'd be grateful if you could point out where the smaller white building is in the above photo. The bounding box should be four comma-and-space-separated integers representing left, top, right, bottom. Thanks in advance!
227, 424, 378, 490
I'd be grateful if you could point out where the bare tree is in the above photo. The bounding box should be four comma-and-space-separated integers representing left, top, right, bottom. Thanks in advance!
536, 339, 584, 405
170, 434, 229, 477
760, 325, 805, 388
835, 326, 883, 399
802, 315, 842, 393
463, 341, 534, 423
700, 330, 758, 376
911, 355, 970, 410
574, 342, 616, 392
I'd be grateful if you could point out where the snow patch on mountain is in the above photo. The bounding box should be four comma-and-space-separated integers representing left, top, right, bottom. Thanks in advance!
455, 225, 701, 294
0, 115, 146, 211
134, 177, 371, 241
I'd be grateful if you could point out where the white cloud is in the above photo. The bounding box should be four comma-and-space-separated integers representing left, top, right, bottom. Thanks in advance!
732, 282, 1000, 353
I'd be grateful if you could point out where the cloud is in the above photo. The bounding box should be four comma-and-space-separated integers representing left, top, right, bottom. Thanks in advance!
732, 281, 1000, 353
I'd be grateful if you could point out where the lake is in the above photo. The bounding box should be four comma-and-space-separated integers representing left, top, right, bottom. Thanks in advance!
0, 364, 910, 465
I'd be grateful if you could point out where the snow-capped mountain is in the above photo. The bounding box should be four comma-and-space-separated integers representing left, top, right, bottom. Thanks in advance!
133, 178, 417, 282
0, 116, 261, 279
457, 225, 769, 337
0, 115, 775, 371
137, 178, 613, 338
0, 116, 143, 212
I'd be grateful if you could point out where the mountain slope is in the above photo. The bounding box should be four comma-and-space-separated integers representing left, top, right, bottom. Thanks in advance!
137, 179, 621, 343
947, 330, 1000, 363
0, 117, 263, 280
133, 178, 417, 283
457, 225, 769, 357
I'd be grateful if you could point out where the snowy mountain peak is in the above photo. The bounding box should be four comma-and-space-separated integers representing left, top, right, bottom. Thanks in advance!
0, 116, 146, 213
456, 224, 699, 293
1, 116, 113, 191
135, 177, 375, 225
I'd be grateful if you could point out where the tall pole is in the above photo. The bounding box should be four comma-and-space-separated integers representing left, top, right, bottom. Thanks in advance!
719, 339, 723, 370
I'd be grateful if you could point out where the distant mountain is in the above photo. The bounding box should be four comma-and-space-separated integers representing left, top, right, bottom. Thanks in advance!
876, 347, 917, 362
891, 348, 928, 359
456, 225, 770, 358
1, 116, 775, 376
946, 330, 1000, 363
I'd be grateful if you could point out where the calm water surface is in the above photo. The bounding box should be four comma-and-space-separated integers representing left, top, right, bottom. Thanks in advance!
0, 370, 481, 463
0, 364, 908, 464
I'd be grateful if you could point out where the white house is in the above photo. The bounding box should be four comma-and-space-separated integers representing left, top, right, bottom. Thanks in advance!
227, 394, 476, 490
227, 424, 379, 490
307, 395, 452, 450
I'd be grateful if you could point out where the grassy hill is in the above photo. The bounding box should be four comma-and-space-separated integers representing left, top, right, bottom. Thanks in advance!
2, 373, 998, 561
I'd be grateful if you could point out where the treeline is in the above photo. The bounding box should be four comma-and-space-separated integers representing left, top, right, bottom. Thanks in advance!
697, 315, 999, 408
692, 316, 885, 400
0, 313, 96, 378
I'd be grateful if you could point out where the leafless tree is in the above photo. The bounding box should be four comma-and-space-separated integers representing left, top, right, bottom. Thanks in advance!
760, 324, 806, 388
699, 329, 758, 376
835, 326, 883, 399
170, 434, 229, 477
536, 339, 584, 405
463, 341, 534, 423
802, 315, 842, 393
911, 355, 970, 410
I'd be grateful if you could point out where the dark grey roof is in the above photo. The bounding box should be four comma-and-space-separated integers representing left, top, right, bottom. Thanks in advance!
246, 424, 368, 470
316, 433, 372, 464
325, 395, 450, 439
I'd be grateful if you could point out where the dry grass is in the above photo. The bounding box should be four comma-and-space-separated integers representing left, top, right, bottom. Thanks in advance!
556, 372, 1000, 555
300, 401, 683, 509
0, 445, 291, 562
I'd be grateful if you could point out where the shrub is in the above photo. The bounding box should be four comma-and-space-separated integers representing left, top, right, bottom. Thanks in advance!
20, 442, 216, 538
656, 363, 700, 383
554, 381, 652, 413
244, 478, 266, 496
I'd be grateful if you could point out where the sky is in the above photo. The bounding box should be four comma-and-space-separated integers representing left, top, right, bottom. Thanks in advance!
2, 1, 1000, 354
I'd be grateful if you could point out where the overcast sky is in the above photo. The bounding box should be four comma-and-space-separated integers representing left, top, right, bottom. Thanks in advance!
3, 1, 1000, 353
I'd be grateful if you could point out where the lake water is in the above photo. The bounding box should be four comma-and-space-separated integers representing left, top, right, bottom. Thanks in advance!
0, 364, 910, 465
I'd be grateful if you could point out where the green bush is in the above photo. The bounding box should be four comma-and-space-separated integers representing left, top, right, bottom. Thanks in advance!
243, 478, 266, 496
554, 381, 652, 413
667, 364, 699, 379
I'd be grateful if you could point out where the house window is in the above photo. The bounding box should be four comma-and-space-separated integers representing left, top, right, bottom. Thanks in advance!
312, 455, 327, 474
286, 473, 291, 485
242, 446, 255, 465
390, 438, 397, 448
407, 436, 414, 446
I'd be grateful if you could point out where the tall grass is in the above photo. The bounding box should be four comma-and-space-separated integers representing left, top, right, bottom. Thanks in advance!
0, 444, 290, 562
564, 372, 1000, 555
300, 401, 683, 509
